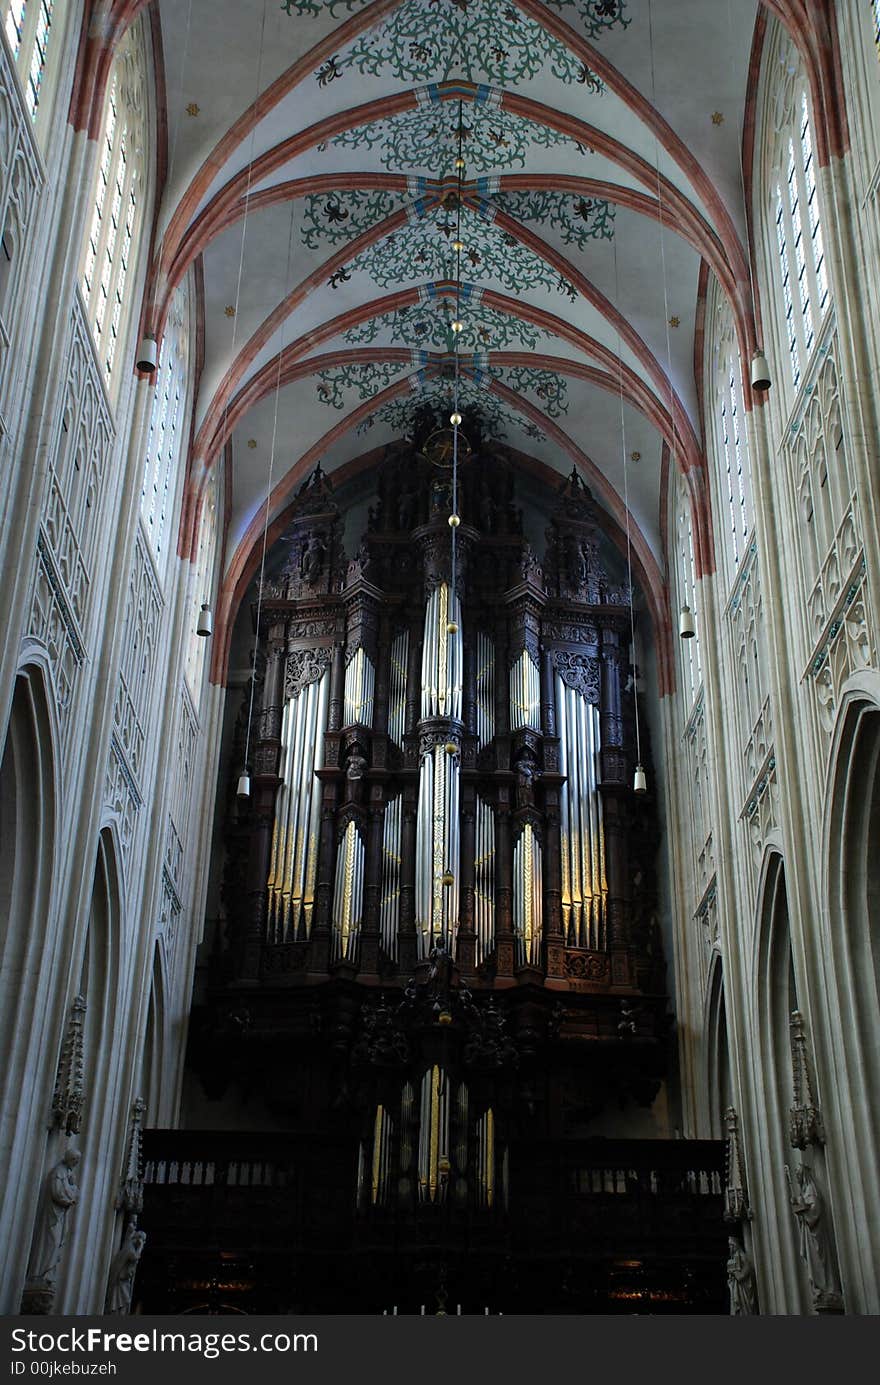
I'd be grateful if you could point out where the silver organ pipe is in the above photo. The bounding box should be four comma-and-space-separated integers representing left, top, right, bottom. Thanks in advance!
387, 630, 409, 746
343, 646, 375, 727
418, 1064, 450, 1205
508, 648, 541, 731
379, 793, 403, 962
474, 794, 496, 965
474, 631, 495, 747
513, 822, 543, 967
331, 819, 365, 962
415, 744, 460, 959
415, 584, 462, 959
267, 668, 329, 941
420, 584, 462, 721
556, 674, 606, 949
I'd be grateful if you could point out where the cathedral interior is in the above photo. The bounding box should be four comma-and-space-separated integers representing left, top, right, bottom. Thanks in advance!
0, 0, 879, 1318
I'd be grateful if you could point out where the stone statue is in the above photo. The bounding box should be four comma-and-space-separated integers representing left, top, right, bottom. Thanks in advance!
787, 1163, 841, 1309
24, 1148, 81, 1308
727, 1237, 758, 1315
105, 1222, 147, 1315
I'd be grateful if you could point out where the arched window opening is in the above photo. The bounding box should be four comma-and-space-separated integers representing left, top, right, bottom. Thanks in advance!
676, 491, 702, 708
832, 703, 880, 1105
0, 669, 56, 1170
184, 469, 219, 709
771, 81, 830, 392
141, 279, 191, 571
2, 0, 58, 121
707, 962, 732, 1139
79, 22, 147, 388
707, 283, 754, 583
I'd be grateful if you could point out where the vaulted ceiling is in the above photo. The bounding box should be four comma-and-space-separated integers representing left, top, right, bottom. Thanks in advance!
148, 0, 760, 600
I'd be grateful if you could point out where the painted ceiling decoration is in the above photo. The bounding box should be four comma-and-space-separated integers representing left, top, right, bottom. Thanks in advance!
329, 88, 596, 174
343, 197, 580, 296
354, 370, 547, 443
131, 0, 769, 677
286, 0, 626, 87
313, 355, 569, 420
314, 358, 412, 407
340, 287, 555, 351
302, 182, 614, 252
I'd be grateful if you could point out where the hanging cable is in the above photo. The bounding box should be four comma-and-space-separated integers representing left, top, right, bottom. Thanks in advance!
612, 238, 646, 794
647, 0, 699, 651
239, 165, 300, 796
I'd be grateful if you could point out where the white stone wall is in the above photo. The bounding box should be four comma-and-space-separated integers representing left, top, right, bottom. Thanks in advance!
662, 12, 880, 1315
0, 14, 224, 1315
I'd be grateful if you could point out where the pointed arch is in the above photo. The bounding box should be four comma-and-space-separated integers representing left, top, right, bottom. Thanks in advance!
704, 953, 731, 1139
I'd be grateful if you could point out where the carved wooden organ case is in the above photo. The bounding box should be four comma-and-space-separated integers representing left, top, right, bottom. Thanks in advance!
211, 441, 668, 1215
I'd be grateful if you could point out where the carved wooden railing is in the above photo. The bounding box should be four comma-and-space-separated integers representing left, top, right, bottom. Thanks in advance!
510, 1137, 725, 1255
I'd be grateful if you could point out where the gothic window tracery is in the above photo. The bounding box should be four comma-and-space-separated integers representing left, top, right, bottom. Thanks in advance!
707, 283, 754, 584
766, 40, 831, 394
184, 469, 219, 709
141, 279, 191, 572
79, 21, 148, 387
676, 488, 702, 708
2, 0, 58, 121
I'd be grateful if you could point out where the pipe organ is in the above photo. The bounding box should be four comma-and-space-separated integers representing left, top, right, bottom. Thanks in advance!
213, 435, 668, 1231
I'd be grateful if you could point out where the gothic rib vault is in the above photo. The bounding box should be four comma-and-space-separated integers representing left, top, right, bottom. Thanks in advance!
137, 0, 760, 688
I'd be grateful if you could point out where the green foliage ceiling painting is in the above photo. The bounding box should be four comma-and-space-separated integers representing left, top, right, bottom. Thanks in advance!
285, 1, 628, 86
342, 290, 554, 352
329, 93, 595, 176
343, 202, 579, 298
355, 373, 546, 443
276, 1, 633, 452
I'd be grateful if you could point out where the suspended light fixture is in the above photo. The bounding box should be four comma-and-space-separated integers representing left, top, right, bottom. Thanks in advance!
679, 603, 696, 639
750, 349, 771, 392
197, 601, 213, 637
136, 335, 158, 373
237, 768, 251, 799
633, 764, 647, 795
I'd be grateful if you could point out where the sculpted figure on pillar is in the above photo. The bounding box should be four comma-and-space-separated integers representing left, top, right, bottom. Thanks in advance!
727, 1237, 758, 1315
23, 1148, 81, 1312
105, 1221, 147, 1315
787, 1162, 843, 1311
